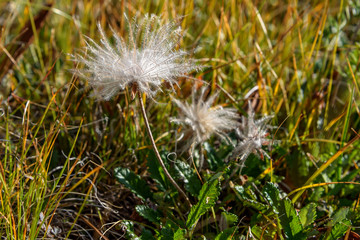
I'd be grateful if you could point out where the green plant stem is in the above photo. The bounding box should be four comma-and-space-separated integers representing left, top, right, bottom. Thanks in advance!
138, 92, 192, 207
211, 207, 219, 233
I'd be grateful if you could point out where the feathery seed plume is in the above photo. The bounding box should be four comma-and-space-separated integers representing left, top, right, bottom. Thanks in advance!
73, 14, 199, 100
171, 87, 239, 151
230, 101, 275, 163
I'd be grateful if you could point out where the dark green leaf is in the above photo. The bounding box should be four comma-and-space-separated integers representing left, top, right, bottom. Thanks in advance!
174, 160, 202, 197
173, 228, 186, 240
221, 210, 238, 227
278, 199, 306, 240
262, 182, 281, 214
328, 207, 349, 226
233, 185, 257, 201
299, 203, 317, 227
114, 167, 152, 201
135, 205, 161, 225
233, 185, 269, 212
242, 199, 269, 212
309, 187, 324, 202
233, 185, 246, 198
326, 220, 351, 240
186, 174, 221, 230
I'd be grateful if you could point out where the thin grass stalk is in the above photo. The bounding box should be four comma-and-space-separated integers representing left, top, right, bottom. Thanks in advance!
137, 92, 192, 207
291, 134, 360, 203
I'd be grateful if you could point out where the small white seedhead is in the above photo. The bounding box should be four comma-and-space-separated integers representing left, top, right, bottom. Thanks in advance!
171, 86, 239, 152
230, 101, 276, 166
73, 14, 200, 100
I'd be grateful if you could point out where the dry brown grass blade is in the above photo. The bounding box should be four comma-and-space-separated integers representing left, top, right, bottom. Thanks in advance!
0, 3, 53, 81
79, 215, 110, 240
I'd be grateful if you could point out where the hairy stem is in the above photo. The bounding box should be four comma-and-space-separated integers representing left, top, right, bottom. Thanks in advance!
138, 92, 192, 207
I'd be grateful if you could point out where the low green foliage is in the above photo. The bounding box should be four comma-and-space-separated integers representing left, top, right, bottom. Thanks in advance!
186, 172, 222, 230
114, 167, 153, 201
135, 205, 162, 225
174, 160, 202, 197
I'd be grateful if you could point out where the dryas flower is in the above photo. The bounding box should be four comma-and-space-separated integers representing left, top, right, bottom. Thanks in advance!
171, 87, 239, 151
74, 14, 199, 100
230, 102, 275, 162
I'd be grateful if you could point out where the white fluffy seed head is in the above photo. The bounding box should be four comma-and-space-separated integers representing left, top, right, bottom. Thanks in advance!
73, 14, 200, 100
231, 101, 276, 162
171, 87, 239, 151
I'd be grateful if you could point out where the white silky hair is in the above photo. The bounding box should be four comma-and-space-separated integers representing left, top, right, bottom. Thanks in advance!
229, 101, 277, 173
171, 86, 240, 152
73, 14, 200, 100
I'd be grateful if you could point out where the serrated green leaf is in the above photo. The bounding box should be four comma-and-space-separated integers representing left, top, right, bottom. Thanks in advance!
299, 203, 317, 227
186, 175, 221, 230
114, 167, 152, 201
329, 207, 349, 226
233, 185, 257, 201
174, 160, 202, 197
233, 185, 245, 198
326, 220, 351, 240
173, 228, 186, 240
263, 183, 281, 214
221, 210, 238, 227
233, 185, 269, 212
215, 226, 237, 240
309, 187, 324, 202
250, 225, 262, 239
278, 199, 306, 240
242, 199, 269, 212
135, 205, 161, 224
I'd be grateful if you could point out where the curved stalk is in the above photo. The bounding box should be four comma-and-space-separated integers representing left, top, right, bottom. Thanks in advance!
138, 92, 192, 207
